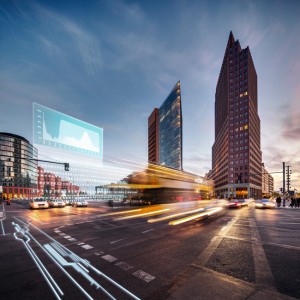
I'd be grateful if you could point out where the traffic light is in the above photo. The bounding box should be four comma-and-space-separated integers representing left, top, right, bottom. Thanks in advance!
64, 163, 69, 171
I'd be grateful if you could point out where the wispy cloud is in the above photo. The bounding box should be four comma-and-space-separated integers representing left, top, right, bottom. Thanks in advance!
33, 4, 102, 75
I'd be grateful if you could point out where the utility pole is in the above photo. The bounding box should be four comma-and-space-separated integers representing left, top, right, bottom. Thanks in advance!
286, 165, 292, 194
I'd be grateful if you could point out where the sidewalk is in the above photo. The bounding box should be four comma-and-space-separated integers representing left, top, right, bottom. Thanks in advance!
167, 264, 296, 300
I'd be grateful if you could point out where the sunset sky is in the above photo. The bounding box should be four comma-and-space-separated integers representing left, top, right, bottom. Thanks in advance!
1, 0, 299, 191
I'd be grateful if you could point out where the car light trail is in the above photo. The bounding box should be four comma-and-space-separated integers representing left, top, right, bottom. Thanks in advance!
13, 217, 141, 300
0, 204, 6, 235
148, 207, 206, 223
115, 208, 170, 220
169, 207, 223, 225
103, 209, 142, 216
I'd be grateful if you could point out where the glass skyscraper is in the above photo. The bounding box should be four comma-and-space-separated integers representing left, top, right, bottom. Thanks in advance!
148, 81, 183, 170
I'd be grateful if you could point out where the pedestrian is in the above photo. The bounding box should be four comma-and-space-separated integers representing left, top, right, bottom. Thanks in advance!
296, 197, 300, 208
276, 196, 281, 207
290, 197, 295, 208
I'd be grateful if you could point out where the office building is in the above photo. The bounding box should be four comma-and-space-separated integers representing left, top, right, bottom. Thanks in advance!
148, 81, 183, 170
0, 132, 38, 199
262, 163, 274, 197
148, 108, 159, 164
212, 32, 262, 199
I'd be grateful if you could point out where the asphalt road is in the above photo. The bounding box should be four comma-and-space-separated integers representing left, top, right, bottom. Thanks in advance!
0, 200, 299, 300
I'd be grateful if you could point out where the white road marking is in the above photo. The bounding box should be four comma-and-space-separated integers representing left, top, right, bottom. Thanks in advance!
68, 238, 77, 241
110, 238, 126, 244
64, 235, 72, 239
195, 216, 239, 266
82, 244, 94, 250
115, 261, 133, 271
77, 242, 85, 245
250, 218, 277, 291
133, 270, 155, 283
102, 254, 117, 262
1, 220, 5, 235
142, 229, 154, 234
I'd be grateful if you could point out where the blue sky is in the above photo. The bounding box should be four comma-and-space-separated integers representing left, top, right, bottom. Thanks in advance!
1, 0, 300, 191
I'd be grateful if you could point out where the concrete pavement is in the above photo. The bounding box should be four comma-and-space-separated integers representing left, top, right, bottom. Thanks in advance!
167, 264, 296, 300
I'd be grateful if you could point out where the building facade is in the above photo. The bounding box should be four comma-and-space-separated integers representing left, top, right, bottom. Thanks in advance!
148, 108, 159, 164
0, 132, 38, 199
148, 81, 183, 170
212, 32, 262, 199
262, 163, 274, 197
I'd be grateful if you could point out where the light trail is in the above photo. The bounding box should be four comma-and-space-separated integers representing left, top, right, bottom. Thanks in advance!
13, 216, 141, 300
12, 223, 63, 300
148, 207, 206, 223
169, 207, 223, 225
0, 203, 6, 235
115, 208, 170, 220
102, 208, 142, 216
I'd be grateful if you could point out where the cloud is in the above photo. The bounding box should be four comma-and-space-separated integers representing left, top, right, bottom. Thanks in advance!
107, 0, 145, 22
280, 83, 300, 140
33, 4, 102, 75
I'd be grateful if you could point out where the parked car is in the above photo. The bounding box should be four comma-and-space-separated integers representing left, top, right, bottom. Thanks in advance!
255, 199, 276, 209
29, 198, 49, 209
71, 199, 88, 207
48, 199, 66, 208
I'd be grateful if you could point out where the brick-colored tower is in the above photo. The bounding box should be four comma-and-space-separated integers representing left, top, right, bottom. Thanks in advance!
212, 32, 262, 199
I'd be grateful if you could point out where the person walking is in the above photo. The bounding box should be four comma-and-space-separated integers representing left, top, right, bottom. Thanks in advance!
276, 196, 281, 207
296, 197, 300, 208
290, 197, 295, 208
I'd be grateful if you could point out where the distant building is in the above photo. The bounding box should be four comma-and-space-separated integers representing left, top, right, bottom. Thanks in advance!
262, 163, 274, 197
211, 32, 262, 199
148, 81, 183, 170
0, 132, 38, 199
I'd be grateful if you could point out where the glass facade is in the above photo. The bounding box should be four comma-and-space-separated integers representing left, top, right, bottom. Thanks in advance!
0, 132, 38, 199
159, 81, 183, 170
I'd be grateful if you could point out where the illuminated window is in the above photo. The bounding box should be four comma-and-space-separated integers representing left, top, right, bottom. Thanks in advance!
244, 124, 248, 129
244, 91, 248, 96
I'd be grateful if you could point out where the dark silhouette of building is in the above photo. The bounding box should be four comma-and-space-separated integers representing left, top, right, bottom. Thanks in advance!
148, 108, 159, 164
212, 32, 262, 199
148, 81, 183, 170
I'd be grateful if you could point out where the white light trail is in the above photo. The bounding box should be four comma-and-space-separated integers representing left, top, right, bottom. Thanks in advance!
169, 207, 223, 225
148, 207, 206, 223
12, 222, 63, 300
13, 216, 141, 300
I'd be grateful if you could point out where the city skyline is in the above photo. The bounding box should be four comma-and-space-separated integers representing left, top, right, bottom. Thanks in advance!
1, 0, 300, 191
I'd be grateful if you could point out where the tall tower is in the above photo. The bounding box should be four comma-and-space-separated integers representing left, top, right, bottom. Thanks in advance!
212, 32, 262, 199
148, 108, 159, 164
148, 81, 183, 170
